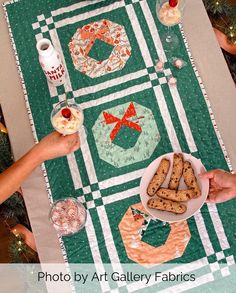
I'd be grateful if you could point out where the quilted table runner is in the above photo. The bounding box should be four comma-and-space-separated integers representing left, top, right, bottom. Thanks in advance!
4, 0, 236, 292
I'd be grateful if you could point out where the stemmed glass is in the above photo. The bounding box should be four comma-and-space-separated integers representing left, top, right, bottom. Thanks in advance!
51, 100, 86, 145
156, 0, 186, 51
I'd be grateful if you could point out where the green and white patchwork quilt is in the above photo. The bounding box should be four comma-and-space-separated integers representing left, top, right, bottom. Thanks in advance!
4, 0, 236, 292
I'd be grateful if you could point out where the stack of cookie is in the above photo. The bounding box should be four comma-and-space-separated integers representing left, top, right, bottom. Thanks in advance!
147, 153, 201, 214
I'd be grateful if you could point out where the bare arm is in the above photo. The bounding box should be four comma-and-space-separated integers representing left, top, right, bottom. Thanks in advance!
0, 146, 42, 204
0, 132, 80, 204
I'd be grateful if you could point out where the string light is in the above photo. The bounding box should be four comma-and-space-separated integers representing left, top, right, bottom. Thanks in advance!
203, 0, 236, 45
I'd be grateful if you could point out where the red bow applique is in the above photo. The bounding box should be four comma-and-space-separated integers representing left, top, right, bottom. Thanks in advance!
103, 102, 142, 141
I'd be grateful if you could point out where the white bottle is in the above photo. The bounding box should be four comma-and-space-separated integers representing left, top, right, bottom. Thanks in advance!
36, 38, 66, 86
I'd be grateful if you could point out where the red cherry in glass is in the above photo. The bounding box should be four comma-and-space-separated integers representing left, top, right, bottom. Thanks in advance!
169, 0, 178, 7
61, 108, 71, 119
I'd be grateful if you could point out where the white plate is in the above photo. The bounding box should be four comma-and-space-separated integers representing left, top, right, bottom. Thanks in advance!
140, 152, 209, 222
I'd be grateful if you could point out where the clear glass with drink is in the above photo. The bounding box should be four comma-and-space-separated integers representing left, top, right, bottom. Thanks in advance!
156, 0, 186, 51
51, 100, 84, 136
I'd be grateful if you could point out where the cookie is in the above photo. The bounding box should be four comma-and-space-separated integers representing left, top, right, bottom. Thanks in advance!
156, 188, 195, 202
147, 198, 186, 214
168, 153, 184, 190
183, 161, 201, 197
147, 158, 170, 196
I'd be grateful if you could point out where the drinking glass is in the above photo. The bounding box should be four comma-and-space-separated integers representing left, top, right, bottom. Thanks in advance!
51, 100, 84, 135
156, 0, 186, 51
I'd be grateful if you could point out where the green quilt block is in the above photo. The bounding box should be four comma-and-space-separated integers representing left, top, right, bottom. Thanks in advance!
141, 220, 171, 248
57, 6, 147, 92
83, 88, 172, 182
88, 38, 114, 61
112, 124, 142, 149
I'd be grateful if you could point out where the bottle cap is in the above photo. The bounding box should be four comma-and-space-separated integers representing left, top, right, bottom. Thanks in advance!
36, 38, 54, 57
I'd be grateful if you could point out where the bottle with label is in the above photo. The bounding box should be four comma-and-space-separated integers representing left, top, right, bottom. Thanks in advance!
36, 38, 66, 86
